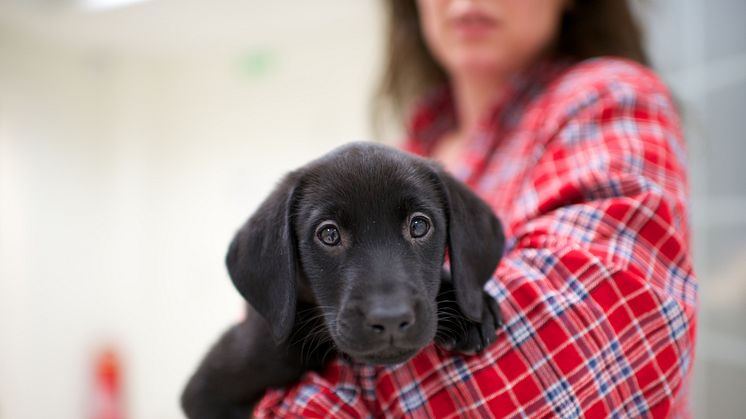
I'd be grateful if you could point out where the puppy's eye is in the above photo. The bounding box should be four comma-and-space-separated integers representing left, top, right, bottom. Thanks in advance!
409, 216, 430, 238
317, 224, 341, 246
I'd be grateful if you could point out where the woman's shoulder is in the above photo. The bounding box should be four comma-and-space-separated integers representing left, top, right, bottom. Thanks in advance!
551, 56, 669, 96
537, 56, 679, 129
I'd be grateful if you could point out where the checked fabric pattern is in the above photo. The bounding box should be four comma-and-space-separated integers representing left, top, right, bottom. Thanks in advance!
252, 57, 697, 418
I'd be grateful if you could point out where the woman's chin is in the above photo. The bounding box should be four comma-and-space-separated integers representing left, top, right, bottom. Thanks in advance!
446, 48, 532, 81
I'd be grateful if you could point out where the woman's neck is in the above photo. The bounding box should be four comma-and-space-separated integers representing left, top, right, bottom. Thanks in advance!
430, 72, 507, 173
451, 72, 507, 135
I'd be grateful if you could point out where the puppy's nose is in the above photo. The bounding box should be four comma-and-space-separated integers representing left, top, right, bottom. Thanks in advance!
365, 304, 415, 336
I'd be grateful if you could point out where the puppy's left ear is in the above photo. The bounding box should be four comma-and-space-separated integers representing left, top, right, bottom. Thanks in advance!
435, 168, 505, 322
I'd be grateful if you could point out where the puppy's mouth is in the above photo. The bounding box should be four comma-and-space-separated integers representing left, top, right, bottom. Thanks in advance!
346, 346, 419, 366
332, 333, 425, 365
328, 299, 438, 365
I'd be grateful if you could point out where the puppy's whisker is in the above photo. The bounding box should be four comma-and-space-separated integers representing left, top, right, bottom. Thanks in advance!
436, 299, 460, 305
437, 309, 467, 320
297, 322, 328, 351
436, 311, 469, 336
436, 315, 461, 324
321, 342, 338, 363
305, 326, 330, 358
436, 306, 463, 313
289, 318, 328, 353
439, 322, 466, 334
436, 310, 461, 317
288, 318, 326, 346
294, 311, 337, 363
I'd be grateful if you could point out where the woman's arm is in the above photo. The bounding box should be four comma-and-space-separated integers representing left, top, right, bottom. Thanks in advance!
479, 70, 695, 417
480, 72, 696, 417
251, 62, 696, 418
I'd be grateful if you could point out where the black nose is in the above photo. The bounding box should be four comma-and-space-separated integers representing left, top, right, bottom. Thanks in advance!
365, 304, 416, 336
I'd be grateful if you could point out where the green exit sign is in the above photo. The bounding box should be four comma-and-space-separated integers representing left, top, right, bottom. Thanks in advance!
238, 49, 277, 78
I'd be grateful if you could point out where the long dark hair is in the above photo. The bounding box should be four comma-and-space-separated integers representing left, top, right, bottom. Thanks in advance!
374, 0, 649, 128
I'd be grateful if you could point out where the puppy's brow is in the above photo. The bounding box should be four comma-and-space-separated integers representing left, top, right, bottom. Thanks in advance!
308, 205, 350, 227
306, 205, 330, 219
401, 196, 437, 215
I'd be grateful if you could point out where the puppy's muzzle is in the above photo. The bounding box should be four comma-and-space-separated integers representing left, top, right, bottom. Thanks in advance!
334, 286, 436, 365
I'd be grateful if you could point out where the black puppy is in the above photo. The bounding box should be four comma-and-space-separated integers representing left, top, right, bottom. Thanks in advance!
182, 143, 505, 418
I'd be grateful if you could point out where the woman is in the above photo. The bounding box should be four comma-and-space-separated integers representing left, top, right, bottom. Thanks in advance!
254, 0, 697, 417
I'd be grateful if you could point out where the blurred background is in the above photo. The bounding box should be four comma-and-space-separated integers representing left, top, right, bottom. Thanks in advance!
0, 0, 744, 418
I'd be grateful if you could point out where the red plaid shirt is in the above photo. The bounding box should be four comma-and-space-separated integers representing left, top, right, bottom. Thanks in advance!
254, 57, 697, 418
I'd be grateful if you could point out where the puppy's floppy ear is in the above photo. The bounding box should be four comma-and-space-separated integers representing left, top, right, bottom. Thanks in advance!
226, 173, 301, 343
434, 168, 505, 322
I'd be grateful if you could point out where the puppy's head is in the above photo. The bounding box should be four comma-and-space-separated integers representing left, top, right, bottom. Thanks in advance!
227, 143, 503, 365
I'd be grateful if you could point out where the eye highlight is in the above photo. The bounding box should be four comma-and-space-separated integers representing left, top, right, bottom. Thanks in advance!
316, 223, 341, 246
409, 214, 431, 238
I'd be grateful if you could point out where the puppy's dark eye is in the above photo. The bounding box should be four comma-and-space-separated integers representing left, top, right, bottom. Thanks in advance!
317, 224, 341, 246
409, 216, 430, 238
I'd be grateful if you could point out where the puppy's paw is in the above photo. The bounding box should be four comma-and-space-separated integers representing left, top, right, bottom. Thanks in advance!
434, 281, 502, 355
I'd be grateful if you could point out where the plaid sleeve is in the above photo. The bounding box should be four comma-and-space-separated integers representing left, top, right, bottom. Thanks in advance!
253, 62, 697, 418
476, 74, 697, 417
253, 358, 377, 418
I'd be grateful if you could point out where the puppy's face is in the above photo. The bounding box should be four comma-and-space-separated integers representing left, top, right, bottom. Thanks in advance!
227, 143, 504, 366
294, 154, 447, 364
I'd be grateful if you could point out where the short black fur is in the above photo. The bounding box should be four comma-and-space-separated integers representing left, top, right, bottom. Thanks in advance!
182, 143, 505, 418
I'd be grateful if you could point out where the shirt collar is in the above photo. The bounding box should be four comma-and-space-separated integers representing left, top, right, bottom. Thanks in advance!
406, 58, 571, 156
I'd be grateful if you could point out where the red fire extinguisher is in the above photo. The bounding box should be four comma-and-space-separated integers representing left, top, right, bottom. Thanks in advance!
91, 347, 125, 419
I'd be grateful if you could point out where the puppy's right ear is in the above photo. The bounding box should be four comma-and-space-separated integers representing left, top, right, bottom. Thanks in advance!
226, 173, 301, 343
